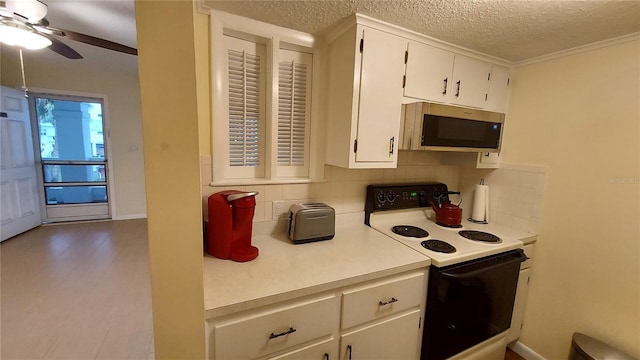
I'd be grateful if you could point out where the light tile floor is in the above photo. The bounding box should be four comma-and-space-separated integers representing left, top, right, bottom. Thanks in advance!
1, 220, 154, 360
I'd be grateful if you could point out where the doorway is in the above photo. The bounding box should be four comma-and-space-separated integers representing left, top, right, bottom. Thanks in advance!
29, 92, 111, 222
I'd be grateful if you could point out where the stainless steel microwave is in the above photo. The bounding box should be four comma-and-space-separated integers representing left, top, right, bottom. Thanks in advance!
400, 102, 505, 152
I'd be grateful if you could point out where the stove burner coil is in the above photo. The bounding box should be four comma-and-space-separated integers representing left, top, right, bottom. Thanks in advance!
436, 222, 463, 229
392, 225, 429, 238
421, 239, 456, 253
458, 230, 502, 243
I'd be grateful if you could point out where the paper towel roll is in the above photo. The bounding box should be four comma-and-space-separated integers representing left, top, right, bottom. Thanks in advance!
471, 184, 489, 222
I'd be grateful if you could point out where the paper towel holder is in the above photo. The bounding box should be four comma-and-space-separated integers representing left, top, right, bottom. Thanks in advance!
468, 178, 489, 224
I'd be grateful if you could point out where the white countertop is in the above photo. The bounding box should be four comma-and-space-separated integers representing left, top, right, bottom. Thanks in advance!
203, 212, 430, 319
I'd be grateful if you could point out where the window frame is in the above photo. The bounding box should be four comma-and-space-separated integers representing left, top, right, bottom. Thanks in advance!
210, 10, 324, 185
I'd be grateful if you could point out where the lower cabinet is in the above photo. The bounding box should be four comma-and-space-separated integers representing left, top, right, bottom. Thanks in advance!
206, 269, 428, 360
267, 338, 337, 360
506, 243, 535, 343
340, 310, 422, 360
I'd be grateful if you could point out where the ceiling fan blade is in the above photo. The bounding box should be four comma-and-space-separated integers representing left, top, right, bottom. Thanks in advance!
40, 33, 83, 59
49, 27, 137, 56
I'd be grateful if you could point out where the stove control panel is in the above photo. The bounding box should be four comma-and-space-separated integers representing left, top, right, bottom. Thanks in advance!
364, 183, 449, 225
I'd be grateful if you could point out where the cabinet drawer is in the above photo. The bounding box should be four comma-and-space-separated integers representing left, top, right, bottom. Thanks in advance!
214, 295, 339, 360
341, 271, 426, 329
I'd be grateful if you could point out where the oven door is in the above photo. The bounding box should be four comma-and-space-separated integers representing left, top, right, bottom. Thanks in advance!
421, 249, 526, 360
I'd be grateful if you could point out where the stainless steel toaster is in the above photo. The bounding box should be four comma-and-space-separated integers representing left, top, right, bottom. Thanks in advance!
288, 203, 335, 244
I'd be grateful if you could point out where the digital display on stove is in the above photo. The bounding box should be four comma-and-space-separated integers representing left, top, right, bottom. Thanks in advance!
411, 192, 417, 197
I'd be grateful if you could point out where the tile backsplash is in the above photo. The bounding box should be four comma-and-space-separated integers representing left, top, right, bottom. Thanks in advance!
201, 153, 545, 234
458, 163, 546, 234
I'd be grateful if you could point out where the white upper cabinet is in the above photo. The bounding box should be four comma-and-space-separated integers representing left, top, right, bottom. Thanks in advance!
449, 55, 492, 109
403, 41, 509, 111
486, 65, 511, 113
326, 25, 406, 168
403, 41, 454, 103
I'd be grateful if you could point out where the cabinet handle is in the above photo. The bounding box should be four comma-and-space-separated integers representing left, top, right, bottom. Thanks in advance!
269, 327, 296, 339
442, 78, 448, 95
324, 353, 329, 360
455, 80, 461, 97
379, 297, 398, 306
347, 345, 353, 360
389, 137, 395, 156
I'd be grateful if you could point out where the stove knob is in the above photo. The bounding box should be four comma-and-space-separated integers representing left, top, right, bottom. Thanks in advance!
386, 192, 396, 203
377, 192, 386, 204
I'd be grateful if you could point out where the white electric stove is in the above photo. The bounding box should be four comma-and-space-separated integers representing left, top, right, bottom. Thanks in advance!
364, 182, 528, 360
369, 207, 524, 267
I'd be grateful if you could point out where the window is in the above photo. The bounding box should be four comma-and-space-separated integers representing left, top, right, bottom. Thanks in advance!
211, 17, 317, 184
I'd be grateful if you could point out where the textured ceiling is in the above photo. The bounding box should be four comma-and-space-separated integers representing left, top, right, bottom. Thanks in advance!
204, 0, 640, 62
5, 0, 639, 73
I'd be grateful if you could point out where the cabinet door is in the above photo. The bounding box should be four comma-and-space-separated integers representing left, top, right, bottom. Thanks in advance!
267, 337, 337, 360
477, 152, 501, 169
355, 27, 406, 164
506, 268, 531, 343
450, 55, 491, 109
486, 65, 510, 113
404, 41, 454, 102
340, 310, 421, 360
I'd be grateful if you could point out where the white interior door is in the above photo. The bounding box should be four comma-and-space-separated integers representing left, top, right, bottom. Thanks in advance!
0, 86, 42, 241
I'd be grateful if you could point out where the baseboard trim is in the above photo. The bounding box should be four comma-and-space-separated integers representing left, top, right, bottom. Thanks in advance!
113, 213, 147, 221
510, 341, 547, 360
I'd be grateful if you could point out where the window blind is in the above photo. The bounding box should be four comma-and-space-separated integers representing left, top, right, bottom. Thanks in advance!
277, 60, 307, 166
228, 49, 261, 167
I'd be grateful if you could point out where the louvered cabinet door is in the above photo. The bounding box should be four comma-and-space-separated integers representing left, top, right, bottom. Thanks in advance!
223, 36, 266, 179
277, 49, 312, 178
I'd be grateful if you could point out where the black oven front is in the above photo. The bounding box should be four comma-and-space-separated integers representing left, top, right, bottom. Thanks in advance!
421, 249, 526, 360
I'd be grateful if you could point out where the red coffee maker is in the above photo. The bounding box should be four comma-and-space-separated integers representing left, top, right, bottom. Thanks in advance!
206, 190, 259, 262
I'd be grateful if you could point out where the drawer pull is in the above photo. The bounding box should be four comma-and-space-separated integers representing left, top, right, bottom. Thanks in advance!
269, 327, 296, 339
378, 297, 398, 306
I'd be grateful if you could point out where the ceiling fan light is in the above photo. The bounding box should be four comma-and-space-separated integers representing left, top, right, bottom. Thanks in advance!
0, 23, 51, 50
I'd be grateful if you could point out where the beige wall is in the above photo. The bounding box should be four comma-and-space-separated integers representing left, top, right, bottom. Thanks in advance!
0, 46, 146, 219
503, 39, 640, 359
136, 1, 206, 358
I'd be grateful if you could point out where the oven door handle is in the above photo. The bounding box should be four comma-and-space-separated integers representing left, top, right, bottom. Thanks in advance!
440, 250, 528, 280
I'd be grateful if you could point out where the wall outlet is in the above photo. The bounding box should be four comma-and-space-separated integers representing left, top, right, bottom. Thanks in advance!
272, 199, 312, 220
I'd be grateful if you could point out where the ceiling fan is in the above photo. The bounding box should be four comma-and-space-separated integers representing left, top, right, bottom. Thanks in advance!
0, 0, 137, 59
